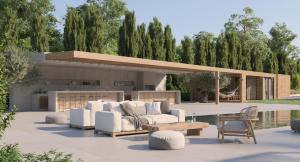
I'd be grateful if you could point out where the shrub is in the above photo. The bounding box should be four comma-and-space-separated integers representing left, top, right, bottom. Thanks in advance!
0, 144, 82, 162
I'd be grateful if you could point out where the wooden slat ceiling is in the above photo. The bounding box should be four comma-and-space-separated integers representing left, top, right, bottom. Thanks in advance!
45, 51, 277, 77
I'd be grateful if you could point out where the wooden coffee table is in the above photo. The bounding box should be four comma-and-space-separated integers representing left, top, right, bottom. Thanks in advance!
142, 122, 209, 136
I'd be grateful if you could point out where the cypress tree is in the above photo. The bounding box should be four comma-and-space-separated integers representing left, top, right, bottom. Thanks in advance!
82, 4, 104, 53
242, 45, 252, 70
250, 46, 263, 72
63, 8, 86, 51
148, 17, 165, 60
193, 38, 206, 65
216, 33, 229, 68
144, 33, 152, 59
236, 39, 243, 70
226, 32, 238, 69
30, 14, 48, 52
208, 38, 216, 67
118, 11, 138, 57
137, 23, 146, 58
164, 25, 175, 62
181, 36, 193, 64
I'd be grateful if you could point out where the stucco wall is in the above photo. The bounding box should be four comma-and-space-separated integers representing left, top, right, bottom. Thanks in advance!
276, 74, 291, 99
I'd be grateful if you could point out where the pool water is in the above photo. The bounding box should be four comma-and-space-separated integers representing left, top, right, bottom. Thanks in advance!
186, 110, 300, 129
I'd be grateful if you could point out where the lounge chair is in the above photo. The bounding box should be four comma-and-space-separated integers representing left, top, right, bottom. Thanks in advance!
217, 106, 258, 144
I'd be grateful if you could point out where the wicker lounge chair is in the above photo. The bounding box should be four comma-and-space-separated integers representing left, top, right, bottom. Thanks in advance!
217, 106, 258, 144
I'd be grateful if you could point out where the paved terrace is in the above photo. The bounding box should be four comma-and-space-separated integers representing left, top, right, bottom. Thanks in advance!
2, 103, 300, 162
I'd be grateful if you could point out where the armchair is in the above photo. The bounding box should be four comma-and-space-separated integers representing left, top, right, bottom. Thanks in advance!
217, 106, 258, 144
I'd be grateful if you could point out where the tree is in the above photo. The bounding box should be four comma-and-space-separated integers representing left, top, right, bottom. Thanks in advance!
0, 1, 29, 52
193, 32, 215, 66
226, 31, 238, 69
63, 8, 86, 51
148, 17, 165, 60
269, 23, 299, 74
28, 0, 56, 52
250, 46, 263, 72
193, 35, 207, 65
137, 23, 146, 58
164, 25, 176, 62
242, 46, 252, 70
216, 33, 229, 68
118, 11, 138, 57
80, 4, 105, 53
144, 33, 152, 59
181, 36, 193, 64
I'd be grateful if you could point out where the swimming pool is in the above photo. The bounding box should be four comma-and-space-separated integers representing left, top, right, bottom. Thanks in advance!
186, 110, 300, 129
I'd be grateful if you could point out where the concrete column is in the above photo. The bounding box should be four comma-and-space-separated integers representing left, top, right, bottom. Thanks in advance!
215, 71, 220, 104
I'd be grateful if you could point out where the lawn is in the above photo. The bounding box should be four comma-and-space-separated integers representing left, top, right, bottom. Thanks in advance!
249, 99, 300, 105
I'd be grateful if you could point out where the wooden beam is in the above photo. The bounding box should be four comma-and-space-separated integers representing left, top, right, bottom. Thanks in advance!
215, 71, 220, 104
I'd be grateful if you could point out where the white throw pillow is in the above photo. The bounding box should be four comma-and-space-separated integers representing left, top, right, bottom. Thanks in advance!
104, 102, 125, 116
146, 102, 161, 115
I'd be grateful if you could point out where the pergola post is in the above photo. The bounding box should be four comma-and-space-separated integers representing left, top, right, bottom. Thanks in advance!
215, 71, 220, 104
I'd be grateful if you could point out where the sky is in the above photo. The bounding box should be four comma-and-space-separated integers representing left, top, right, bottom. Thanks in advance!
53, 0, 300, 47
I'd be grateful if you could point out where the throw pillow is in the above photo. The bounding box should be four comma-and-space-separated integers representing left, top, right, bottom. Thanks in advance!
154, 100, 170, 114
120, 102, 136, 116
146, 102, 161, 115
105, 102, 126, 116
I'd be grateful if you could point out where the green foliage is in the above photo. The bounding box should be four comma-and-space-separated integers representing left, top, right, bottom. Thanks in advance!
181, 36, 193, 64
226, 31, 238, 69
81, 4, 105, 53
0, 144, 22, 162
118, 11, 138, 57
63, 8, 86, 51
164, 25, 176, 62
250, 46, 263, 72
193, 32, 215, 66
144, 33, 152, 59
216, 33, 229, 68
137, 23, 146, 58
0, 50, 17, 138
269, 23, 299, 74
2, 46, 41, 85
0, 144, 82, 162
148, 17, 165, 60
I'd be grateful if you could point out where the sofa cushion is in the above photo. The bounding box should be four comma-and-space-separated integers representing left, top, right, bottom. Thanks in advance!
104, 102, 126, 116
120, 102, 136, 116
142, 114, 178, 124
154, 100, 171, 114
133, 101, 146, 115
146, 102, 161, 115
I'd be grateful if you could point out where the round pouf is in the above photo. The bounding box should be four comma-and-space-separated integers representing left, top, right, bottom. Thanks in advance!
149, 130, 185, 150
45, 114, 68, 124
291, 119, 300, 132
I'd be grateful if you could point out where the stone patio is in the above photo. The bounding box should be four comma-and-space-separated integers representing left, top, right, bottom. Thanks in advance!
2, 103, 300, 162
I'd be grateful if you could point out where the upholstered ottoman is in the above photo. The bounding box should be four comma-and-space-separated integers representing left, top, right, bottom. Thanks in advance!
291, 119, 300, 132
149, 130, 185, 150
45, 114, 68, 124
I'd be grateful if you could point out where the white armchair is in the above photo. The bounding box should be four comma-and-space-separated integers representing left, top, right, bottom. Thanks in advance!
94, 111, 122, 134
70, 100, 105, 129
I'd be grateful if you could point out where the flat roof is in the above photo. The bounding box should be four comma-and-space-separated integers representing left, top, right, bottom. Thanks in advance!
46, 51, 279, 77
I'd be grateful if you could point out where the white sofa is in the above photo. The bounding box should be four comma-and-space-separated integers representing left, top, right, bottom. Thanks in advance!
70, 100, 105, 129
94, 101, 185, 137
